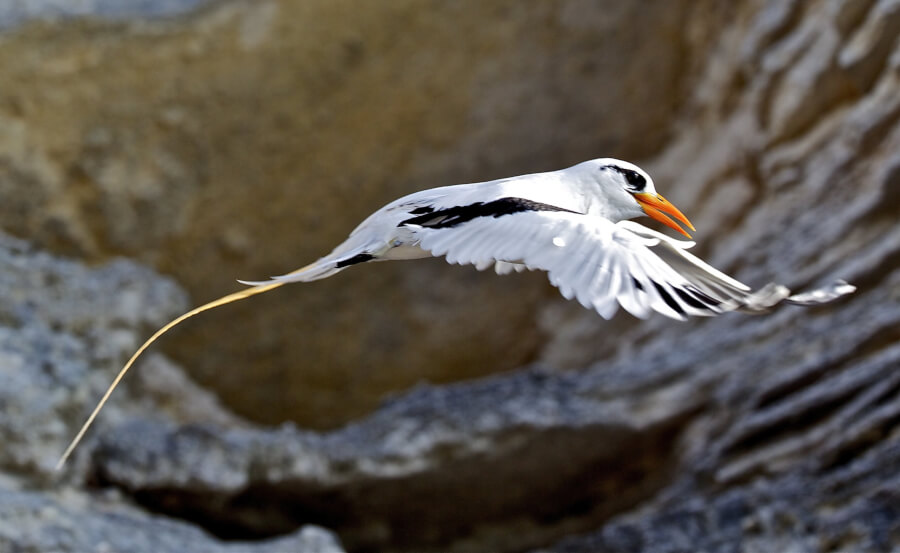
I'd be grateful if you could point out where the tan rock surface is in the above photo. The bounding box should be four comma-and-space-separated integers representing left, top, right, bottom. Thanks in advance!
0, 0, 718, 427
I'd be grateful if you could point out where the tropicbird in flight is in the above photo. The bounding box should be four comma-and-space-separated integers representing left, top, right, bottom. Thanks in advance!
56, 157, 854, 468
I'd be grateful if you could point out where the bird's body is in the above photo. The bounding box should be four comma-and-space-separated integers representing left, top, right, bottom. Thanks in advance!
56, 158, 855, 468
241, 158, 851, 318
240, 160, 658, 283
263, 163, 599, 273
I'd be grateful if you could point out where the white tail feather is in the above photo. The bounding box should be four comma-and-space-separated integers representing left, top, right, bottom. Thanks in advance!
238, 263, 341, 286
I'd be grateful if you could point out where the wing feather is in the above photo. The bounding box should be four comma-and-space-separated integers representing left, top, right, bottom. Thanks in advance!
597, 258, 623, 319
570, 241, 604, 304
409, 211, 849, 320
631, 250, 687, 320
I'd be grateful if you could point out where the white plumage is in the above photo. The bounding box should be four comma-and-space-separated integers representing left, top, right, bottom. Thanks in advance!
241, 157, 853, 319
56, 157, 855, 469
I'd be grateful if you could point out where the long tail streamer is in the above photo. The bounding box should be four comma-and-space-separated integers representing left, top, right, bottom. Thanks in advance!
55, 264, 312, 470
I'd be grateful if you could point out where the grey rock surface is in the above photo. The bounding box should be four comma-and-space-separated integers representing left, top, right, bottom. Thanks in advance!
0, 232, 186, 476
0, 487, 343, 553
91, 276, 899, 552
93, 366, 701, 551
0, 232, 346, 552
0, 0, 213, 29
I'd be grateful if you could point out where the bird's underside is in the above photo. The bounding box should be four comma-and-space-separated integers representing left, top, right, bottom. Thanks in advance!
55, 159, 855, 469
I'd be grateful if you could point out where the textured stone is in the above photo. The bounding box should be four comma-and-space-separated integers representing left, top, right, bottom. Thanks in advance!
0, 232, 186, 476
1, 0, 898, 552
0, 231, 346, 551
88, 0, 900, 551
528, 0, 900, 551
0, 487, 344, 553
92, 366, 700, 551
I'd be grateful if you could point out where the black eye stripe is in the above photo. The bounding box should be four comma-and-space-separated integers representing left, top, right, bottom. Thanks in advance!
600, 165, 647, 190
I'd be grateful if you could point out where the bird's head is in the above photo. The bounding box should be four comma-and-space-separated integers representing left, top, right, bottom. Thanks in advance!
583, 158, 695, 238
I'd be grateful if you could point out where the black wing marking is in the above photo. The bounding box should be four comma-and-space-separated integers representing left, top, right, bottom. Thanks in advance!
335, 253, 375, 268
399, 198, 577, 230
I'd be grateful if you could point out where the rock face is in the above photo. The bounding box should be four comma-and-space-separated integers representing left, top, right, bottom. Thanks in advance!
0, 233, 344, 552
0, 1, 898, 553
0, 0, 213, 29
0, 489, 344, 553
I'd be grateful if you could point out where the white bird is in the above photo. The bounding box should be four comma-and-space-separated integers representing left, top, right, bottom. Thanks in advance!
56, 157, 855, 468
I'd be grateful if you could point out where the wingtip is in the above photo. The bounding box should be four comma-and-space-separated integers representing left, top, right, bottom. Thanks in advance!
786, 279, 856, 305
833, 279, 857, 295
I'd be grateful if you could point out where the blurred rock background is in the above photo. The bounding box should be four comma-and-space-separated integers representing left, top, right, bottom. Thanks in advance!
0, 1, 897, 552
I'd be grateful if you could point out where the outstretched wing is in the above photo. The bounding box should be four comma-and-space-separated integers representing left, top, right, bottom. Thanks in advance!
408, 211, 848, 320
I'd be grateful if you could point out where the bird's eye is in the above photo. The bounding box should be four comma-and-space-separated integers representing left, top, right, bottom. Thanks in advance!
621, 169, 647, 191
600, 164, 647, 192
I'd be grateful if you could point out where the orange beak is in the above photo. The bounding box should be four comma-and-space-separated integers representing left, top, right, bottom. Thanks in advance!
634, 192, 695, 238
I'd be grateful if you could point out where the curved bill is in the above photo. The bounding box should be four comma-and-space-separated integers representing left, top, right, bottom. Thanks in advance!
634, 192, 695, 238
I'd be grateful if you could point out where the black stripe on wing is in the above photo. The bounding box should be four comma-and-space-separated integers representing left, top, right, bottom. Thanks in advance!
335, 253, 375, 268
636, 278, 722, 314
399, 197, 577, 230
649, 282, 723, 315
672, 284, 723, 314
652, 282, 686, 316
684, 285, 722, 307
675, 288, 712, 310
